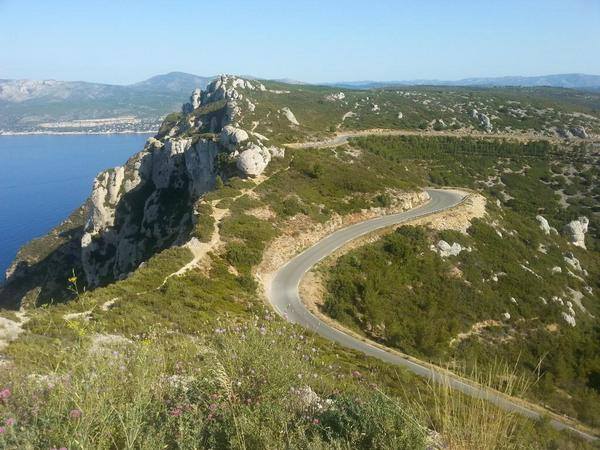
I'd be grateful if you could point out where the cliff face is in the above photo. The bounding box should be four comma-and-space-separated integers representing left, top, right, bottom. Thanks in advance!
80, 137, 220, 285
2, 75, 285, 303
80, 75, 284, 286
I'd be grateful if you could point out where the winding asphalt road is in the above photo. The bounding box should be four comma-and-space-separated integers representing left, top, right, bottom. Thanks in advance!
267, 188, 598, 442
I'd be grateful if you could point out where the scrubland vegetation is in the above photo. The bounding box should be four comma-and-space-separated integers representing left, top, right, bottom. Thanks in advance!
1, 128, 599, 447
324, 135, 600, 429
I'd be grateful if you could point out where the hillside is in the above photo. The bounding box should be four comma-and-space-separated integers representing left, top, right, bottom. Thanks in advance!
3, 72, 600, 134
0, 76, 599, 448
0, 72, 214, 133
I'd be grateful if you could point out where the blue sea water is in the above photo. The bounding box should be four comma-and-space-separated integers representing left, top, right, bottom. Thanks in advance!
0, 134, 152, 280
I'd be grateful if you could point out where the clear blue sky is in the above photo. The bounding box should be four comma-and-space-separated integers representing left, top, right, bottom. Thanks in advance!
1, 0, 598, 84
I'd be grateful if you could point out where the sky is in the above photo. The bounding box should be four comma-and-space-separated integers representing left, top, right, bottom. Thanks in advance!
0, 0, 599, 84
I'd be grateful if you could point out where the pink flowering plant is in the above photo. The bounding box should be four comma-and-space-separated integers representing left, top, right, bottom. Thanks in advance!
0, 319, 426, 449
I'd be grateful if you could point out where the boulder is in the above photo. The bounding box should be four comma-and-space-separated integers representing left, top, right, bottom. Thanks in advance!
564, 216, 589, 248
471, 109, 492, 131
536, 215, 556, 235
563, 252, 585, 273
237, 144, 272, 176
562, 312, 576, 327
281, 107, 299, 125
556, 127, 574, 139
433, 240, 470, 258
569, 126, 588, 139
268, 146, 285, 158
219, 125, 249, 151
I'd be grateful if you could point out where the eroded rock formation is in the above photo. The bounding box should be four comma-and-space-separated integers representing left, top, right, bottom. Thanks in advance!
80, 75, 284, 286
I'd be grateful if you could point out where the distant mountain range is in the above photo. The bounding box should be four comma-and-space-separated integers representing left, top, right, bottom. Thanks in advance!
327, 73, 600, 90
0, 72, 214, 103
1, 71, 599, 133
0, 72, 215, 132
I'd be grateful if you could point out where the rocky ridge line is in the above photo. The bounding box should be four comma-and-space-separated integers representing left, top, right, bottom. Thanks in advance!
80, 75, 284, 286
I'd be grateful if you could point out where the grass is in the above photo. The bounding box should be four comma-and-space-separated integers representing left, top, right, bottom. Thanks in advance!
0, 322, 427, 449
192, 202, 215, 242
410, 361, 540, 450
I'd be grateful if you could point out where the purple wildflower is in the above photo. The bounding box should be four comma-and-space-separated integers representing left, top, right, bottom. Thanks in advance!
0, 388, 11, 400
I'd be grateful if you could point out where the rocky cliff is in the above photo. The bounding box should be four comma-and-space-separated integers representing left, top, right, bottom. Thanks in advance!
2, 76, 285, 303
81, 75, 284, 286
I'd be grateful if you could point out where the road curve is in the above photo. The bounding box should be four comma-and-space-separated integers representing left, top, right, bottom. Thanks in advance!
267, 188, 598, 442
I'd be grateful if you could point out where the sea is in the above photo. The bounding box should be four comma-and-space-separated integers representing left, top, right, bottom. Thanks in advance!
0, 133, 153, 281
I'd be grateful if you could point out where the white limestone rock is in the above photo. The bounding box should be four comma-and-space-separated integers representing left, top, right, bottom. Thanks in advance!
268, 146, 285, 158
201, 75, 243, 104
471, 109, 492, 131
563, 252, 586, 274
281, 107, 299, 125
536, 215, 557, 235
219, 125, 249, 151
185, 140, 220, 196
564, 216, 589, 249
562, 312, 576, 327
151, 138, 192, 189
191, 88, 202, 109
432, 240, 470, 258
237, 144, 272, 177
85, 166, 126, 233
182, 88, 202, 113
325, 92, 346, 101
251, 131, 269, 141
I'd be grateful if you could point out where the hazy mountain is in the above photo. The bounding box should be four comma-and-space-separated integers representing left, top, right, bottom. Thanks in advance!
328, 73, 600, 90
0, 73, 217, 132
132, 72, 214, 92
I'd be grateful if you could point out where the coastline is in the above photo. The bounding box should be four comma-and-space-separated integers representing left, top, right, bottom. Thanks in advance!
0, 130, 157, 136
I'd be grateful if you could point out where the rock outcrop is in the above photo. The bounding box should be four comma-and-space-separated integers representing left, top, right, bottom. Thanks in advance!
432, 240, 470, 258
536, 215, 557, 235
79, 75, 280, 286
563, 216, 589, 249
281, 107, 299, 126
237, 144, 271, 177
219, 125, 249, 152
325, 92, 345, 101
182, 88, 202, 113
569, 126, 588, 139
471, 109, 492, 132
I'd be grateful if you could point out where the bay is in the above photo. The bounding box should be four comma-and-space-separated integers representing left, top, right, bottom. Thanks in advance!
0, 134, 152, 280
